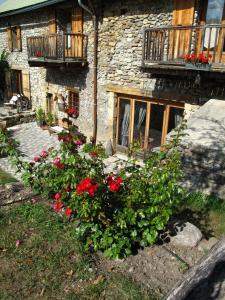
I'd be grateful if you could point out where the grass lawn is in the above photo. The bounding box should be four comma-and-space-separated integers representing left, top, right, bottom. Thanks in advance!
180, 192, 225, 239
0, 168, 17, 185
0, 203, 160, 300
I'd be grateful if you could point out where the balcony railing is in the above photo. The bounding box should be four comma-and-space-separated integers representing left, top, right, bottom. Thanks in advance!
143, 24, 225, 68
27, 33, 88, 65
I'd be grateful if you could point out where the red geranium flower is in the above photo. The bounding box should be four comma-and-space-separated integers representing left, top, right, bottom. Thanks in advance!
65, 208, 73, 216
74, 139, 83, 146
53, 157, 64, 169
76, 177, 98, 197
67, 108, 77, 117
107, 176, 123, 193
202, 56, 208, 63
54, 201, 63, 212
40, 150, 48, 158
89, 151, 98, 159
55, 192, 61, 201
34, 156, 40, 162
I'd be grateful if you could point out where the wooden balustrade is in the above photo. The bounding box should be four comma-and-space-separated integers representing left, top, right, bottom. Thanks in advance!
143, 24, 225, 67
27, 33, 87, 63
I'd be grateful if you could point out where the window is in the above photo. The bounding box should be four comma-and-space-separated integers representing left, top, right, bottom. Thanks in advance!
68, 90, 79, 117
7, 26, 22, 51
116, 96, 184, 152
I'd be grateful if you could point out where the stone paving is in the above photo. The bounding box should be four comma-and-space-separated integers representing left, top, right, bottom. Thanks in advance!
0, 122, 60, 179
0, 122, 130, 181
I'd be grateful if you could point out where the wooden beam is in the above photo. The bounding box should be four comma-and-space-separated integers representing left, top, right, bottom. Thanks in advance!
105, 84, 195, 104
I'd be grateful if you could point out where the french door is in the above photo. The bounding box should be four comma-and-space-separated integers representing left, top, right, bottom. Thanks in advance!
116, 96, 184, 152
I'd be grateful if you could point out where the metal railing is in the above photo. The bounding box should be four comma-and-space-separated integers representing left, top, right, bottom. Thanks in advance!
27, 33, 88, 61
143, 24, 225, 66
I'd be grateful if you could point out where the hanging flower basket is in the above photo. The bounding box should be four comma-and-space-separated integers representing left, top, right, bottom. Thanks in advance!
185, 63, 211, 71
184, 53, 212, 71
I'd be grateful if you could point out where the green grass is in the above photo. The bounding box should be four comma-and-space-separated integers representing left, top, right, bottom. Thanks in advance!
0, 168, 17, 184
180, 192, 225, 238
0, 203, 160, 300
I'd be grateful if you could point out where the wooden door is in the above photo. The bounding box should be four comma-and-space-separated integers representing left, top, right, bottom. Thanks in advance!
171, 0, 195, 60
22, 70, 31, 100
5, 70, 12, 100
11, 70, 22, 96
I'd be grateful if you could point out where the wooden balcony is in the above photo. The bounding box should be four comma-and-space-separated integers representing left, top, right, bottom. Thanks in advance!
142, 24, 225, 74
27, 33, 88, 67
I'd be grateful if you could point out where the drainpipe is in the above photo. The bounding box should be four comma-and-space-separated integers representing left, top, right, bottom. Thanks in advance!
78, 0, 98, 145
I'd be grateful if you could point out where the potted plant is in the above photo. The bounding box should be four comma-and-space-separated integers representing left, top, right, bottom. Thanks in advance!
35, 107, 45, 127
46, 112, 55, 127
184, 53, 212, 70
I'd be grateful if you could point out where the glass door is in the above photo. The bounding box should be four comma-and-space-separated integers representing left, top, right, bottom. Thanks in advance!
133, 101, 148, 149
117, 98, 131, 148
116, 97, 184, 153
148, 104, 165, 150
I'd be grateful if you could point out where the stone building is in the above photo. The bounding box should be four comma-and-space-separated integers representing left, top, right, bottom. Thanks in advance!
0, 0, 225, 156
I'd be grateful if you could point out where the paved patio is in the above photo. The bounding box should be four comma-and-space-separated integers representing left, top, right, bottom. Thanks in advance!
0, 122, 60, 179
0, 122, 128, 181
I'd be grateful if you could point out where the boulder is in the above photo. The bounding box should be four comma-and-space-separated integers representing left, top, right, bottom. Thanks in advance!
171, 222, 202, 248
198, 237, 218, 252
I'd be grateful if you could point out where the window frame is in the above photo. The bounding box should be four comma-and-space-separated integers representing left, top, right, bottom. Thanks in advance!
67, 89, 79, 117
116, 95, 184, 152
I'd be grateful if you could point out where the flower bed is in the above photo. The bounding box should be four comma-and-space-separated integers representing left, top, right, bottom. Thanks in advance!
0, 123, 185, 259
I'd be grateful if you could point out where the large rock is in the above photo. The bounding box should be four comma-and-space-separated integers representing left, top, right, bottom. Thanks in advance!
182, 99, 225, 198
171, 222, 202, 248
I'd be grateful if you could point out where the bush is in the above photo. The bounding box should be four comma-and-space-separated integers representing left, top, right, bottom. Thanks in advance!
35, 107, 45, 125
6, 123, 185, 259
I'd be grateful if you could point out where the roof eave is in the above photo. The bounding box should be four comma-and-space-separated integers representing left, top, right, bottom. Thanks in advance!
0, 0, 66, 18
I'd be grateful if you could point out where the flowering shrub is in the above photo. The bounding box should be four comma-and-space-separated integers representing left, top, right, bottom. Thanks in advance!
184, 53, 212, 64
67, 107, 78, 118
1, 123, 185, 259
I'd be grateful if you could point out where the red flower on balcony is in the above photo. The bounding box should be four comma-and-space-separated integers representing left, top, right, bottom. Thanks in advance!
184, 53, 212, 64
35, 51, 43, 57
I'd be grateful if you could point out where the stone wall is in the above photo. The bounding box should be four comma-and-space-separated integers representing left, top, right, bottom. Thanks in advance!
0, 9, 49, 108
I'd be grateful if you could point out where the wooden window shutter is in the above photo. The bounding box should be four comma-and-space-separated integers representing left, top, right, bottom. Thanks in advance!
71, 7, 83, 57
72, 7, 83, 33
5, 70, 12, 100
22, 70, 31, 99
171, 0, 195, 58
172, 0, 195, 26
16, 26, 22, 51
7, 28, 13, 51
49, 10, 56, 33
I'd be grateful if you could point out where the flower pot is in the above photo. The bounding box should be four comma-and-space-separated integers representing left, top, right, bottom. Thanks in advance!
36, 120, 44, 127
185, 63, 211, 71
